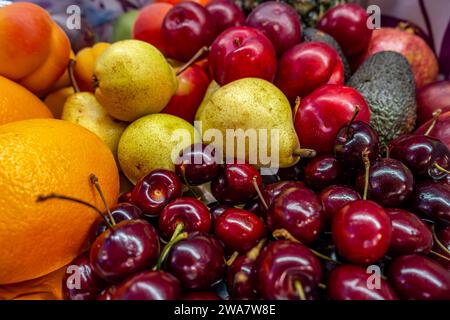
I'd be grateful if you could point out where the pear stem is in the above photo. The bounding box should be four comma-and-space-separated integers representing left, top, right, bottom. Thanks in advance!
294, 280, 306, 300
68, 59, 80, 93
424, 109, 442, 136
362, 148, 371, 200
176, 46, 210, 76
90, 174, 116, 226
252, 176, 269, 211
293, 148, 317, 158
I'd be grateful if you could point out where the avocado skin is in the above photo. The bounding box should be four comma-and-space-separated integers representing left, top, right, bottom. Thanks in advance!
348, 51, 417, 145
303, 28, 351, 80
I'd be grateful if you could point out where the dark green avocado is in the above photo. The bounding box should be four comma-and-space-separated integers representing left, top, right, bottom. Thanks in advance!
348, 51, 417, 145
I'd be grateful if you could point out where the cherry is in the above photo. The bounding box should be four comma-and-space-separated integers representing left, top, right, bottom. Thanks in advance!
165, 233, 225, 290
256, 240, 323, 300
318, 185, 361, 224
388, 254, 450, 300
243, 199, 263, 217
332, 200, 392, 264
268, 187, 324, 244
245, 1, 301, 56
158, 197, 212, 241
209, 26, 277, 85
97, 286, 116, 300
205, 0, 245, 34
118, 191, 132, 203
304, 155, 341, 190
162, 2, 217, 61
410, 181, 450, 224
131, 169, 182, 217
432, 226, 450, 269
261, 181, 305, 206
386, 208, 433, 256
175, 143, 220, 186
214, 208, 265, 254
317, 3, 372, 57
211, 163, 262, 204
111, 270, 181, 300
275, 42, 344, 102
90, 219, 160, 283
327, 265, 397, 300
183, 291, 222, 300
62, 253, 106, 300
208, 202, 230, 220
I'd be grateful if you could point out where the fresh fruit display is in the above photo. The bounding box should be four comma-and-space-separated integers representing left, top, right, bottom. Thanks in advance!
1, 0, 449, 303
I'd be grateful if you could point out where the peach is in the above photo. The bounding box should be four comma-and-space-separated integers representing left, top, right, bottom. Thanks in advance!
74, 43, 110, 92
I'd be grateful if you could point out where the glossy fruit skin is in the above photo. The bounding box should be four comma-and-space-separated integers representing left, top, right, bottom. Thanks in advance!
183, 291, 221, 300
275, 42, 344, 102
62, 253, 106, 300
294, 84, 370, 155
386, 208, 433, 256
211, 163, 262, 204
334, 121, 380, 169
205, 0, 245, 34
131, 169, 182, 216
227, 253, 259, 300
410, 181, 450, 224
175, 143, 220, 185
304, 155, 341, 190
318, 185, 361, 224
415, 111, 450, 149
165, 233, 225, 290
90, 220, 160, 283
268, 187, 325, 244
432, 226, 450, 269
356, 158, 414, 208
416, 80, 450, 125
162, 2, 217, 61
214, 208, 265, 253
256, 240, 323, 300
261, 181, 306, 211
388, 254, 450, 300
159, 197, 212, 241
209, 26, 277, 85
208, 202, 230, 221
332, 200, 392, 264
111, 270, 181, 300
317, 3, 372, 57
245, 1, 301, 56
327, 265, 397, 300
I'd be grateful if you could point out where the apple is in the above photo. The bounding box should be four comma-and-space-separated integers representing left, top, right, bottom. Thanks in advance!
416, 80, 450, 125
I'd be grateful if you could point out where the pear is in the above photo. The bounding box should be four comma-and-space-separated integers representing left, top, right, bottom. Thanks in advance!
94, 40, 178, 122
118, 113, 199, 184
195, 77, 303, 169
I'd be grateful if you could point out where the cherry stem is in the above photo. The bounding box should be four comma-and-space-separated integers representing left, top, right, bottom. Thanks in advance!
433, 162, 450, 175
430, 250, 450, 262
90, 174, 116, 226
246, 239, 266, 261
293, 148, 317, 158
252, 176, 268, 211
432, 224, 450, 256
176, 46, 210, 76
318, 283, 327, 290
179, 164, 202, 200
294, 280, 306, 301
226, 251, 239, 266
155, 223, 187, 270
68, 59, 80, 93
362, 148, 371, 200
346, 105, 360, 136
424, 109, 442, 136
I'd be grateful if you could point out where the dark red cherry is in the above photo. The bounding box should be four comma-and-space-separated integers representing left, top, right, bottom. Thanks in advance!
90, 220, 160, 283
208, 202, 230, 221
62, 253, 106, 300
432, 226, 450, 269
327, 265, 397, 300
410, 181, 450, 224
165, 233, 225, 290
111, 270, 181, 300
304, 155, 341, 190
96, 286, 116, 300
388, 254, 450, 300
261, 181, 306, 212
243, 199, 263, 217
205, 0, 245, 34
131, 169, 182, 216
214, 208, 265, 253
318, 185, 361, 224
332, 200, 392, 264
158, 197, 212, 241
118, 191, 132, 203
183, 291, 221, 300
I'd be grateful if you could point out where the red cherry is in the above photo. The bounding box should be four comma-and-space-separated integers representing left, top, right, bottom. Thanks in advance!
431, 226, 450, 269
304, 155, 342, 190
183, 291, 222, 300
205, 0, 245, 34
318, 185, 361, 224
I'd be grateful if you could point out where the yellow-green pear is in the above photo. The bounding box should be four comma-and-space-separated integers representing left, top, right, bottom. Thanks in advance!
195, 77, 302, 168
118, 113, 199, 184
94, 40, 178, 122
62, 92, 128, 157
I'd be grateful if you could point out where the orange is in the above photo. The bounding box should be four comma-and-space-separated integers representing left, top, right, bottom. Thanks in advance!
0, 75, 53, 125
0, 119, 119, 285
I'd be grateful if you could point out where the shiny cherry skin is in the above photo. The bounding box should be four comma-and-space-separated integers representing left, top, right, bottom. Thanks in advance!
294, 84, 370, 155
256, 240, 323, 300
208, 202, 230, 221
432, 226, 450, 269
118, 191, 132, 203
388, 254, 450, 300
356, 158, 414, 208
209, 26, 277, 86
165, 233, 225, 290
268, 187, 325, 244
327, 265, 397, 300
62, 253, 106, 300
159, 197, 212, 241
332, 200, 392, 264
245, 1, 301, 56
183, 291, 222, 300
334, 121, 380, 169
175, 143, 220, 185
214, 208, 265, 253
162, 2, 217, 61
261, 181, 305, 212
111, 270, 181, 300
243, 199, 263, 217
304, 155, 341, 190
410, 181, 450, 224
386, 208, 433, 256
131, 169, 182, 216
211, 163, 262, 204
90, 220, 160, 283
205, 0, 245, 34
318, 185, 361, 224
317, 3, 372, 57
275, 42, 344, 102
227, 253, 260, 300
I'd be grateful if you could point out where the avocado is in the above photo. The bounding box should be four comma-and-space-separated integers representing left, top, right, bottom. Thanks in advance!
303, 28, 351, 80
348, 51, 417, 145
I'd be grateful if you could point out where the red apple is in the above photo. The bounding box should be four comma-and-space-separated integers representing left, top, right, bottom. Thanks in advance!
416, 80, 450, 125
416, 111, 450, 149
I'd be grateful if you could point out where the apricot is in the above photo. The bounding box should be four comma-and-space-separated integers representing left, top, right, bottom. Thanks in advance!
74, 43, 110, 92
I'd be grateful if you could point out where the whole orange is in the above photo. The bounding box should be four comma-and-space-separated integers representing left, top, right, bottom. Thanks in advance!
0, 119, 119, 285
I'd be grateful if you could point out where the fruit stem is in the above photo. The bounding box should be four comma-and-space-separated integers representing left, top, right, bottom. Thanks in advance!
293, 148, 317, 158
90, 174, 116, 226
318, 283, 327, 290
246, 239, 266, 261
362, 148, 371, 200
252, 176, 269, 211
68, 59, 80, 93
293, 97, 301, 116
432, 224, 450, 255
294, 280, 306, 301
176, 46, 210, 76
155, 223, 187, 270
424, 109, 442, 136
226, 251, 239, 266
433, 162, 450, 175
346, 105, 360, 136
430, 250, 450, 262
179, 163, 202, 200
